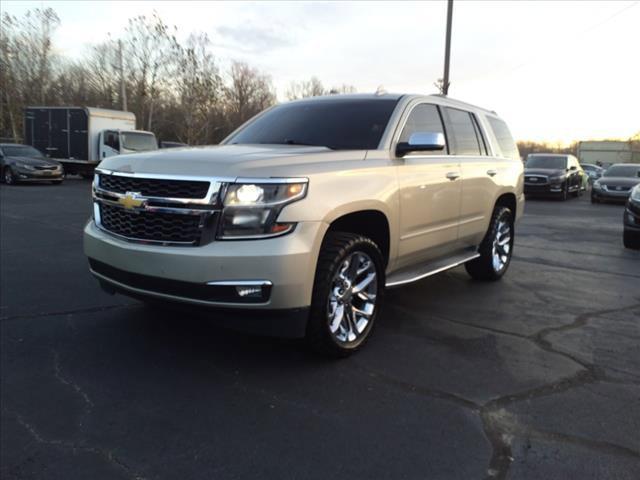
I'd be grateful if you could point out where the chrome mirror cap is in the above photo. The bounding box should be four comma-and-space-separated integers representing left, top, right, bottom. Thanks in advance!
396, 132, 446, 157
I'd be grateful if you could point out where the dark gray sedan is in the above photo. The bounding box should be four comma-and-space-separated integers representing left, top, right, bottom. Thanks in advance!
591, 163, 640, 203
0, 143, 64, 185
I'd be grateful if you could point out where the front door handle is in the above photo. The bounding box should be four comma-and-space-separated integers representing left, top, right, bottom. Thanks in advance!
446, 172, 460, 181
487, 169, 498, 177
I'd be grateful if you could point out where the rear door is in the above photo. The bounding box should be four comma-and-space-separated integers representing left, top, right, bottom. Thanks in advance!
69, 109, 88, 160
25, 109, 51, 156
395, 103, 462, 267
49, 109, 69, 158
447, 108, 499, 245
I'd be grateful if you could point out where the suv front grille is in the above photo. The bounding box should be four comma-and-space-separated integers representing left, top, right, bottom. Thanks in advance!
99, 175, 210, 199
525, 175, 548, 185
99, 203, 205, 244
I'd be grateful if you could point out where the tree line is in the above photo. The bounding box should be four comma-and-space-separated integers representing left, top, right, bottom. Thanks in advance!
0, 8, 356, 146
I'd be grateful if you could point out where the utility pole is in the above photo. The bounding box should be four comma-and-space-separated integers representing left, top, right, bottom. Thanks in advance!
442, 0, 454, 96
118, 39, 127, 111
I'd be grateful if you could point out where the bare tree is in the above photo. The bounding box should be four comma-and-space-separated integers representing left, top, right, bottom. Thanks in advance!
173, 33, 223, 144
122, 13, 178, 130
224, 61, 276, 128
0, 8, 60, 140
328, 84, 357, 95
286, 76, 325, 100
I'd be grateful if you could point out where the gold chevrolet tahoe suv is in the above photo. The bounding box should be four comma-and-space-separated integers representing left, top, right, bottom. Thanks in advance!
84, 94, 524, 356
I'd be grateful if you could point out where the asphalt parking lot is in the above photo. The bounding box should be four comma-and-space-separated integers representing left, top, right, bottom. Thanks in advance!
1, 179, 639, 480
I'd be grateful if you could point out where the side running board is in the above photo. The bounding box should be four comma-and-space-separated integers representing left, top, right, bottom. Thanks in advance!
385, 249, 480, 288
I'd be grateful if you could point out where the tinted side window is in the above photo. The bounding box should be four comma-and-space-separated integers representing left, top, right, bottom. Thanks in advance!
442, 107, 481, 156
487, 117, 519, 160
399, 104, 446, 153
471, 114, 488, 155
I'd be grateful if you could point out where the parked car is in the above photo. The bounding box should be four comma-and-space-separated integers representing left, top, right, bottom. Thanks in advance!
84, 94, 524, 356
591, 164, 640, 204
581, 163, 604, 183
623, 184, 640, 249
0, 143, 64, 185
524, 154, 585, 200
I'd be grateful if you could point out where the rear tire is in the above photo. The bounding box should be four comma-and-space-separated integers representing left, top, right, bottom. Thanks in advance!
465, 206, 514, 281
306, 231, 385, 357
3, 167, 16, 185
623, 230, 640, 250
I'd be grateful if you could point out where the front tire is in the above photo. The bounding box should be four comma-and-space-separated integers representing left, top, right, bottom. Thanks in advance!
3, 167, 16, 185
560, 182, 569, 201
306, 232, 385, 357
465, 206, 514, 281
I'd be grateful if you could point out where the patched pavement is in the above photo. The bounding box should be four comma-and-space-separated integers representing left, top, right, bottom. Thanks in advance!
1, 180, 639, 479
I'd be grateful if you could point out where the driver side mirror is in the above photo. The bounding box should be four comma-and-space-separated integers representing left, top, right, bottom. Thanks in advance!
396, 132, 446, 157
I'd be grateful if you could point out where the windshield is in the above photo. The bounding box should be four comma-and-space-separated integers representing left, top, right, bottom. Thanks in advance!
603, 165, 640, 178
226, 98, 399, 150
121, 132, 158, 152
525, 155, 568, 169
1, 145, 45, 158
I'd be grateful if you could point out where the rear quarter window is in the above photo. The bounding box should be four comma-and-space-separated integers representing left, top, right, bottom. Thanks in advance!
487, 117, 519, 160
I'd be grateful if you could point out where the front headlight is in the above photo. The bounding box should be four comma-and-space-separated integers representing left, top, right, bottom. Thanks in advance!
17, 163, 36, 171
549, 174, 565, 184
593, 181, 602, 190
218, 180, 308, 239
631, 185, 640, 202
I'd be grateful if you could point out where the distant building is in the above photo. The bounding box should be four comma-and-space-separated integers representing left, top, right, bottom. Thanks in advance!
577, 140, 640, 166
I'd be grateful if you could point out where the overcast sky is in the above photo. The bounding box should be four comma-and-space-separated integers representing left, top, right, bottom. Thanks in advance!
4, 0, 639, 143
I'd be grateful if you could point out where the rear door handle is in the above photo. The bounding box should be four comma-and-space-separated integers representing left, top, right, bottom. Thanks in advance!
446, 172, 460, 181
487, 169, 498, 177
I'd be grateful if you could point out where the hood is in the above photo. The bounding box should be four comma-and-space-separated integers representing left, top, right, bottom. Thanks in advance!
5, 156, 61, 167
524, 168, 566, 177
597, 176, 640, 187
97, 144, 368, 178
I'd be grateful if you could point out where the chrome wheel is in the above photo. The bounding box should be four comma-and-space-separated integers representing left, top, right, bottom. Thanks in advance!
327, 251, 378, 344
492, 219, 512, 272
4, 168, 15, 185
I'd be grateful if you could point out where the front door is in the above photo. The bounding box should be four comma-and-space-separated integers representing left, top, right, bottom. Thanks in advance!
395, 103, 462, 268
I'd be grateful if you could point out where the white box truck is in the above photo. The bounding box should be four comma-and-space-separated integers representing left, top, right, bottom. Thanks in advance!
24, 107, 158, 178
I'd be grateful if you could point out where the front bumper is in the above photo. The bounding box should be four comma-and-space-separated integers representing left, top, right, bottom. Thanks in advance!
624, 203, 640, 232
592, 189, 631, 202
14, 169, 63, 182
84, 219, 327, 311
524, 182, 564, 196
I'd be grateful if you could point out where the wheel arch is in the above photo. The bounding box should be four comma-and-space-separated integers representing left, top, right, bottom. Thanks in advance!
324, 209, 391, 268
494, 191, 518, 221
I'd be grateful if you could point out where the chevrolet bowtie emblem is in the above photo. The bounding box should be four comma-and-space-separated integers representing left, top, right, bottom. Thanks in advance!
118, 192, 145, 210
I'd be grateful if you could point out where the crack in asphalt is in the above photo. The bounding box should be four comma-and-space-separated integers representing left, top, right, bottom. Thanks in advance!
372, 301, 640, 480
4, 409, 147, 480
512, 256, 640, 279
52, 349, 94, 429
0, 304, 132, 322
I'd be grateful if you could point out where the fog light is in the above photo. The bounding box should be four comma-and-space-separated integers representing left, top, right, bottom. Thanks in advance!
236, 286, 263, 298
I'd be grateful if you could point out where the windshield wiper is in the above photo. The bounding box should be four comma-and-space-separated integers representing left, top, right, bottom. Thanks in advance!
282, 139, 333, 149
